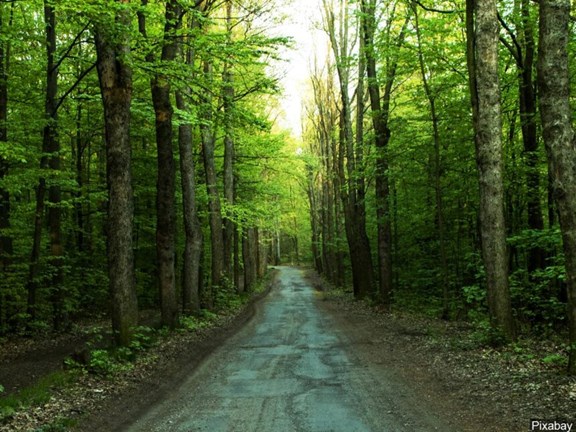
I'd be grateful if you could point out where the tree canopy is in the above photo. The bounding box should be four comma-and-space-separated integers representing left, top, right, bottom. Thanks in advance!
1, 0, 576, 375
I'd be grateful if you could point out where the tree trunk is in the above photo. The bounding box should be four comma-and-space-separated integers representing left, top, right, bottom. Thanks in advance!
0, 2, 13, 271
201, 61, 225, 294
518, 0, 545, 273
27, 2, 65, 328
138, 0, 180, 328
176, 15, 203, 317
501, 0, 546, 272
306, 164, 323, 274
222, 0, 235, 281
361, 0, 407, 307
153, 0, 180, 329
537, 0, 576, 375
243, 227, 258, 292
94, 0, 138, 347
324, 0, 374, 298
467, 0, 515, 340
177, 93, 203, 316
413, 5, 449, 318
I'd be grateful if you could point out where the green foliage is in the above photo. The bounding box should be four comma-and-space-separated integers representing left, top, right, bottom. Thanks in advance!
64, 326, 159, 376
470, 321, 509, 348
86, 349, 132, 376
179, 315, 210, 332
541, 353, 567, 368
508, 228, 563, 252
200, 309, 219, 322
129, 326, 158, 352
63, 347, 133, 377
33, 417, 77, 432
0, 371, 75, 423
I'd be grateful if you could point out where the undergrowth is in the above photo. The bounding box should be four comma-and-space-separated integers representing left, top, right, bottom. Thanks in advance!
0, 371, 77, 423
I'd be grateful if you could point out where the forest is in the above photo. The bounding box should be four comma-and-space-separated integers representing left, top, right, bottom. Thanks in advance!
0, 0, 575, 390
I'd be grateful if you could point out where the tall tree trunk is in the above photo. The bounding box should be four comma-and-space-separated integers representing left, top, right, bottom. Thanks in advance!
153, 0, 179, 329
176, 15, 203, 317
139, 0, 180, 328
518, 0, 545, 273
361, 0, 407, 307
306, 166, 323, 275
177, 91, 203, 316
500, 1, 545, 272
466, 0, 515, 340
413, 5, 449, 318
74, 99, 86, 253
324, 0, 374, 298
0, 2, 13, 271
222, 0, 235, 281
243, 227, 258, 292
45, 2, 64, 330
537, 0, 576, 375
201, 60, 225, 296
94, 0, 138, 347
27, 2, 65, 327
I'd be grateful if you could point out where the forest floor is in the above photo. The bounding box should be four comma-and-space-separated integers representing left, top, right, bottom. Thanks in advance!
0, 267, 575, 431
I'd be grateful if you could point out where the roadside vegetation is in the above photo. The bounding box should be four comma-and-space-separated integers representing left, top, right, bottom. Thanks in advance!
1, 0, 576, 429
0, 273, 274, 431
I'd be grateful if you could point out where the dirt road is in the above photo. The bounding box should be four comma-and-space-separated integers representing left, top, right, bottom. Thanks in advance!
126, 266, 455, 432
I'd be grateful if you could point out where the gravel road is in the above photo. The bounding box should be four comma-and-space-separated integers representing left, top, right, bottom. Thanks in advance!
126, 266, 455, 432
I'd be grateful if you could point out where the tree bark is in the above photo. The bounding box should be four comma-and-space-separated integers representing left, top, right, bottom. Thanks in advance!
324, 0, 374, 298
467, 0, 515, 340
518, 0, 545, 273
154, 0, 180, 329
537, 0, 576, 375
361, 0, 407, 307
222, 0, 235, 281
94, 0, 138, 347
27, 2, 65, 328
201, 60, 225, 295
177, 91, 203, 316
176, 14, 203, 317
243, 227, 258, 292
413, 5, 449, 318
0, 2, 13, 271
139, 0, 180, 328
501, 1, 545, 272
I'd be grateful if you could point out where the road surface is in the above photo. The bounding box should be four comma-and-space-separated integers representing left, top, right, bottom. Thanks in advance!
126, 266, 454, 432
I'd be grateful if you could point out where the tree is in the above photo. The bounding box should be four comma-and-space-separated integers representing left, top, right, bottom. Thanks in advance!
537, 0, 576, 375
138, 0, 180, 329
498, 1, 545, 274
411, 2, 450, 317
466, 0, 515, 339
0, 1, 13, 272
176, 11, 204, 316
200, 59, 226, 297
361, 0, 408, 308
94, 0, 138, 346
323, 0, 374, 299
222, 0, 236, 281
305, 56, 345, 287
27, 1, 65, 328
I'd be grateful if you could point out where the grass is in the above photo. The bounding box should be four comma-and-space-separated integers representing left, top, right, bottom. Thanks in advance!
0, 370, 77, 423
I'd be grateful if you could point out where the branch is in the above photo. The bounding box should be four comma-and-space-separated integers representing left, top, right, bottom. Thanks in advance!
55, 61, 97, 111
50, 22, 91, 74
412, 0, 458, 14
497, 12, 522, 67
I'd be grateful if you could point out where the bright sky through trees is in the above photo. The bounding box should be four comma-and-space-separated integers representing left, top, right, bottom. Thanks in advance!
273, 0, 327, 137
